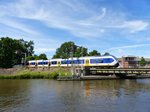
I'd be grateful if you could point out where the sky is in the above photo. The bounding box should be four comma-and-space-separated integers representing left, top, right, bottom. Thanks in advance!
1, 0, 150, 58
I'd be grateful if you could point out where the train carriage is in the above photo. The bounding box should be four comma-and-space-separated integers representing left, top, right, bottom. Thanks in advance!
28, 55, 119, 68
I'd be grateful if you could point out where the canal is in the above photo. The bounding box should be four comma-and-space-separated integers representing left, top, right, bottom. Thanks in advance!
0, 79, 150, 112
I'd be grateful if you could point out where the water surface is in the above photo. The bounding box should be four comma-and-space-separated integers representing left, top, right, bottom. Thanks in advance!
0, 79, 150, 112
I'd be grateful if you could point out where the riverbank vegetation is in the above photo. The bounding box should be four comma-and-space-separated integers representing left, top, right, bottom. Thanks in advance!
0, 68, 71, 79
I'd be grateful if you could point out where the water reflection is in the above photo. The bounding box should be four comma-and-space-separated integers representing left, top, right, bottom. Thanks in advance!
0, 80, 31, 112
82, 80, 122, 99
1, 79, 150, 112
84, 81, 90, 97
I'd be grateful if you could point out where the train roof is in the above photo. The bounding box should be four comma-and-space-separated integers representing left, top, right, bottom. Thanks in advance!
50, 55, 117, 60
28, 55, 117, 62
28, 60, 36, 62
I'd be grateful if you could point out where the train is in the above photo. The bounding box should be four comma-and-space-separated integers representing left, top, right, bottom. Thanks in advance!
28, 55, 119, 68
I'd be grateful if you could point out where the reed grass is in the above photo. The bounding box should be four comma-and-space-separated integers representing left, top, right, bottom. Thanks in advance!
0, 69, 71, 79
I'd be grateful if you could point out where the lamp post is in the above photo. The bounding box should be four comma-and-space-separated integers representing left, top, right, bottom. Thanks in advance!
22, 52, 27, 66
71, 43, 74, 76
81, 46, 84, 77
15, 50, 27, 66
77, 46, 82, 76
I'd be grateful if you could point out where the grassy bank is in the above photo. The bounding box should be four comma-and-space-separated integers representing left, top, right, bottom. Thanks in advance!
0, 68, 71, 79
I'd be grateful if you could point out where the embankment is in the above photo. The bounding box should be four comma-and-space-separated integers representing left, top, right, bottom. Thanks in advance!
0, 67, 71, 79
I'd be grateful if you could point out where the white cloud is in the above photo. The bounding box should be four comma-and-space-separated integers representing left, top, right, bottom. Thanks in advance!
0, 0, 150, 58
105, 44, 150, 51
35, 48, 55, 53
121, 20, 148, 33
0, 18, 38, 35
102, 44, 150, 57
0, 0, 148, 39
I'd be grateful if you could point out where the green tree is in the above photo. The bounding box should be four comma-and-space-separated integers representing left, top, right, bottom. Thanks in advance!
0, 37, 15, 68
88, 50, 101, 56
14, 39, 34, 64
26, 54, 48, 61
139, 57, 146, 67
19, 39, 34, 56
81, 47, 88, 57
38, 53, 47, 60
74, 46, 87, 57
0, 37, 34, 68
26, 56, 35, 61
53, 41, 74, 59
103, 52, 110, 56
34, 55, 40, 60
53, 41, 88, 59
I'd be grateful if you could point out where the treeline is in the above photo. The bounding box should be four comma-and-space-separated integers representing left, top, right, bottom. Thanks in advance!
53, 41, 109, 59
26, 54, 47, 60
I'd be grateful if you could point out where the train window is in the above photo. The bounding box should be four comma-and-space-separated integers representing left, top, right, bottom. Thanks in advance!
74, 60, 80, 64
66, 60, 70, 64
109, 58, 114, 63
73, 60, 77, 64
43, 62, 48, 65
38, 62, 44, 65
90, 59, 103, 64
31, 62, 35, 65
61, 61, 67, 64
79, 60, 84, 64
71, 60, 74, 64
61, 61, 64, 64
51, 61, 57, 65
103, 58, 114, 63
61, 60, 84, 64
64, 60, 69, 64
90, 59, 94, 63
70, 60, 74, 64
67, 60, 72, 64
97, 59, 103, 63
67, 60, 75, 64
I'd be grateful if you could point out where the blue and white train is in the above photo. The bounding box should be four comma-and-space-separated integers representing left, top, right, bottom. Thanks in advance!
28, 55, 119, 68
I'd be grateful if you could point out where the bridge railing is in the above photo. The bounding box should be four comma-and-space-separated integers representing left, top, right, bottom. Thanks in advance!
88, 68, 150, 75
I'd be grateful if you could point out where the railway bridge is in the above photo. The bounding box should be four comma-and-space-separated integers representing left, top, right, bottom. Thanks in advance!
57, 67, 150, 80
73, 67, 150, 79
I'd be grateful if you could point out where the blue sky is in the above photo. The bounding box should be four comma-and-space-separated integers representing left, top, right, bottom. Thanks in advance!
1, 0, 150, 58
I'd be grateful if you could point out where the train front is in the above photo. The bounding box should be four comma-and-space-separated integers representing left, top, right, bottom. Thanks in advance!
109, 55, 119, 68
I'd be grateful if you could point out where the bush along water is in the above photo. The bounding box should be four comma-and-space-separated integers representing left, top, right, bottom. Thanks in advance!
0, 69, 71, 79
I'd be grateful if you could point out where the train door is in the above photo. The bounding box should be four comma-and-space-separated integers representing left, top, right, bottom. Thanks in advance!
85, 59, 90, 66
48, 61, 51, 68
58, 61, 61, 66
